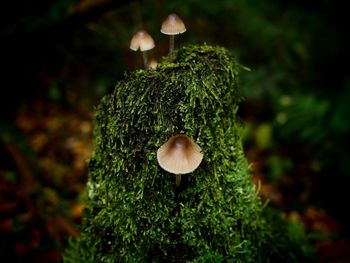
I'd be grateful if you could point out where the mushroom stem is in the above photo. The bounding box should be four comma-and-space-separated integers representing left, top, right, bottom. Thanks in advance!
169, 35, 175, 58
142, 51, 148, 68
176, 174, 181, 187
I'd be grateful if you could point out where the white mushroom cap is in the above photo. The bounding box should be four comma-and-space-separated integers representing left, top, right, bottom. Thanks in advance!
157, 134, 203, 174
161, 13, 186, 35
129, 30, 155, 52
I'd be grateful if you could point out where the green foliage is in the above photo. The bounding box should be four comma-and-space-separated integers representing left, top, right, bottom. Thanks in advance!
267, 155, 293, 182
1, 0, 75, 34
63, 44, 311, 262
255, 123, 273, 150
276, 87, 350, 164
276, 94, 331, 147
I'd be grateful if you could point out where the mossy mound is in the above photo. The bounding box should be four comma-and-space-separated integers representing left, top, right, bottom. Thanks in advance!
63, 45, 311, 262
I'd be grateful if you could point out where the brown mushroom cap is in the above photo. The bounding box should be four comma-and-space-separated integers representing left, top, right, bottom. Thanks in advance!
129, 30, 155, 52
161, 13, 186, 35
148, 59, 158, 69
157, 134, 203, 174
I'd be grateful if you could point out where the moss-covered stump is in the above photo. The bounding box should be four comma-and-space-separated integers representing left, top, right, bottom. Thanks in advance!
63, 45, 310, 262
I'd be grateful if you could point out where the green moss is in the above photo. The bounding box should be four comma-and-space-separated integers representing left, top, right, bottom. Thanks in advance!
63, 44, 311, 262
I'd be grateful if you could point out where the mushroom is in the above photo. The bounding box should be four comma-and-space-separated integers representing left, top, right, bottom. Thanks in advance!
160, 13, 186, 58
157, 134, 203, 187
129, 30, 155, 68
148, 58, 158, 69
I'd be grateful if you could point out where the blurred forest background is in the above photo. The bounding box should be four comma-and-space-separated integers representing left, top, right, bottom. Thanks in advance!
0, 0, 349, 262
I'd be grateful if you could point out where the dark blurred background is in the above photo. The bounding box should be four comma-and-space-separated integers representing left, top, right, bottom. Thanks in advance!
1, 0, 349, 262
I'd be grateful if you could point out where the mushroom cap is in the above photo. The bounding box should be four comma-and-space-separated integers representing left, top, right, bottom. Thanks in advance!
148, 59, 158, 69
157, 134, 203, 174
130, 30, 155, 52
161, 13, 186, 35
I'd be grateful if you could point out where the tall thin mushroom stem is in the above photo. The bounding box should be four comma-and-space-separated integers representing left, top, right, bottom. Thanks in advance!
176, 174, 181, 187
142, 51, 148, 68
169, 35, 175, 59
